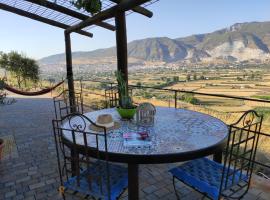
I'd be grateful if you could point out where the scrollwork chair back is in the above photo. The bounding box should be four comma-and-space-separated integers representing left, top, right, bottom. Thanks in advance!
52, 112, 127, 199
53, 89, 84, 120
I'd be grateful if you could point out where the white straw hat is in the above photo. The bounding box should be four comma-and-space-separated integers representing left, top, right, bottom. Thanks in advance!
89, 114, 120, 132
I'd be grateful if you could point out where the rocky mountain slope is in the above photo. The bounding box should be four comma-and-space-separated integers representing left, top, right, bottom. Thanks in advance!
39, 21, 270, 65
178, 21, 270, 62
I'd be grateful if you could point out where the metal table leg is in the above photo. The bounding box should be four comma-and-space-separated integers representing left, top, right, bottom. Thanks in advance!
213, 150, 223, 163
128, 163, 139, 200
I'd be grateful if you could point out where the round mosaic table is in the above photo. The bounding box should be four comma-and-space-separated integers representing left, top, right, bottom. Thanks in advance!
63, 107, 228, 200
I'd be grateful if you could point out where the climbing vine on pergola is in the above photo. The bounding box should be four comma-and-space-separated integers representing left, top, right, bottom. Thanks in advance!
70, 0, 102, 14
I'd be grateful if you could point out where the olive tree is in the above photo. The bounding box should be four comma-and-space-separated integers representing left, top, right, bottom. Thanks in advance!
0, 51, 39, 88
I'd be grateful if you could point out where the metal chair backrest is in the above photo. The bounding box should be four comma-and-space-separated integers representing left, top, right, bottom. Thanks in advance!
52, 113, 111, 199
105, 86, 133, 108
219, 110, 263, 199
53, 89, 84, 120
105, 86, 119, 108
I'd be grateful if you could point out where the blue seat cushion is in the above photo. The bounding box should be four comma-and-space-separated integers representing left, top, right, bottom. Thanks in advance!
169, 157, 247, 200
64, 161, 128, 200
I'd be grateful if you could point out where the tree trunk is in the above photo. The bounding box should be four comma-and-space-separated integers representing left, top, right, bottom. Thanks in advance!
24, 79, 27, 88
17, 76, 21, 89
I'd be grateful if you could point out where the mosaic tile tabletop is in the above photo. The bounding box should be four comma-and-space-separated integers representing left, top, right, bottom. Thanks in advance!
63, 107, 228, 155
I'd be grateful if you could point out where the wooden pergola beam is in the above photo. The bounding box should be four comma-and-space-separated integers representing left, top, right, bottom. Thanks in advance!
66, 0, 152, 34
0, 2, 93, 37
109, 0, 153, 18
25, 0, 116, 31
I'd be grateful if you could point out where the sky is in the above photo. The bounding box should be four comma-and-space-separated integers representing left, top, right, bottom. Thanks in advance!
0, 0, 270, 59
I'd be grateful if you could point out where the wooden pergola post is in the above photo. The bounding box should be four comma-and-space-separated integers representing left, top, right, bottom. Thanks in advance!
115, 11, 128, 84
64, 31, 76, 112
115, 11, 128, 107
115, 12, 139, 200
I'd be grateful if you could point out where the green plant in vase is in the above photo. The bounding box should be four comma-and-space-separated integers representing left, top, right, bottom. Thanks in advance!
115, 71, 136, 119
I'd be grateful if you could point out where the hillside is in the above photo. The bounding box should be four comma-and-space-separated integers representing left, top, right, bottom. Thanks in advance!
177, 21, 270, 61
39, 21, 270, 65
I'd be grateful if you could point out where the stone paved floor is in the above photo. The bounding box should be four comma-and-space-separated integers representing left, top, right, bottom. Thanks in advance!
0, 95, 269, 200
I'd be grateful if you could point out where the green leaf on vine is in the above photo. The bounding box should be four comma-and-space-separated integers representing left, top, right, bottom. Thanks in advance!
70, 0, 102, 15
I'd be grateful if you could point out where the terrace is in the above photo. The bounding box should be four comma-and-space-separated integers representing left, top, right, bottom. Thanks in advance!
1, 1, 270, 200
0, 89, 270, 200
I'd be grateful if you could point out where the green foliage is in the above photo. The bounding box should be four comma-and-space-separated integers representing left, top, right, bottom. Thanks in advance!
237, 76, 243, 81
142, 91, 154, 99
252, 95, 270, 101
99, 82, 107, 89
0, 77, 16, 105
166, 78, 171, 83
0, 77, 4, 89
173, 76, 179, 82
115, 71, 133, 108
161, 77, 167, 81
0, 77, 5, 103
254, 107, 270, 121
70, 0, 102, 15
115, 71, 127, 97
136, 82, 142, 87
186, 74, 191, 81
181, 93, 198, 104
0, 51, 39, 88
199, 75, 205, 80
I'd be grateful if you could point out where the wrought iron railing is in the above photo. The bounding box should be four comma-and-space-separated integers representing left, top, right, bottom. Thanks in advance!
72, 79, 270, 174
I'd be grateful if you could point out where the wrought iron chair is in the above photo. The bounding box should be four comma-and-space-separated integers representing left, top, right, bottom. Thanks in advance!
169, 110, 263, 200
53, 89, 84, 120
105, 86, 119, 108
52, 113, 128, 200
105, 86, 133, 108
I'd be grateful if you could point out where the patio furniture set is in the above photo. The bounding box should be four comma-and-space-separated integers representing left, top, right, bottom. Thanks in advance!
1, 1, 265, 198
52, 88, 263, 200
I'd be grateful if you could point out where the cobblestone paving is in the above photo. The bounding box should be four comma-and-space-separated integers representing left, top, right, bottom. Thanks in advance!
0, 96, 269, 200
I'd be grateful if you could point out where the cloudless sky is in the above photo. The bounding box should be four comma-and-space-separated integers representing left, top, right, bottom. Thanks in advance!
0, 0, 269, 59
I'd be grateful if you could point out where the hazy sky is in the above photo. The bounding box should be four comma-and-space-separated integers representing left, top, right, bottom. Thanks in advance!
0, 0, 269, 59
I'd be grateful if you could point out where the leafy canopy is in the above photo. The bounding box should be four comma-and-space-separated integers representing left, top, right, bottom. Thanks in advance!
0, 51, 39, 88
70, 0, 102, 14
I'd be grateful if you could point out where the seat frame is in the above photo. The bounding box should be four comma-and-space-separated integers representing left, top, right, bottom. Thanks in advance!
53, 89, 84, 120
105, 85, 133, 108
171, 110, 263, 200
52, 113, 127, 200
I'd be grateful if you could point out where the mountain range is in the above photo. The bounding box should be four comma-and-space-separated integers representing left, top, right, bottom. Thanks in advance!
39, 21, 270, 65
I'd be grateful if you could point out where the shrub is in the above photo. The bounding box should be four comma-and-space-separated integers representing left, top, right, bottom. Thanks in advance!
181, 93, 198, 104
